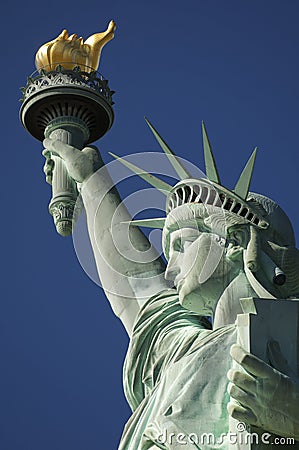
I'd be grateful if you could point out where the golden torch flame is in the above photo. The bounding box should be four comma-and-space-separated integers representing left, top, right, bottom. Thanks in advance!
35, 20, 116, 72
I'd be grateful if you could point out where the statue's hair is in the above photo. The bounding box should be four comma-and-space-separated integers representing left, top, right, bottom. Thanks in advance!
264, 241, 299, 297
247, 193, 299, 296
247, 192, 295, 247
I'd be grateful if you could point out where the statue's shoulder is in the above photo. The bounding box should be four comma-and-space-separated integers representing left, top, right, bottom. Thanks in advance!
132, 288, 211, 337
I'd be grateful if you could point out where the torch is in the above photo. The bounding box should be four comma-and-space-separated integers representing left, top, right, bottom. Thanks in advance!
20, 21, 116, 236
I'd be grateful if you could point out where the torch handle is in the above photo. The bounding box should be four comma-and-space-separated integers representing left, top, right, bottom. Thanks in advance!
45, 121, 89, 236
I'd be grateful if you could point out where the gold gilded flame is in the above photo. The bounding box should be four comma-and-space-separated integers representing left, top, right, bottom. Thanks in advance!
35, 20, 116, 72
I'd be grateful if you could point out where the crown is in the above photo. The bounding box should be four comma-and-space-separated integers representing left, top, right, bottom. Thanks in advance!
35, 20, 116, 72
109, 118, 269, 232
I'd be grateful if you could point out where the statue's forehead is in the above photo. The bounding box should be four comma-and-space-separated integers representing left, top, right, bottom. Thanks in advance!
163, 207, 229, 237
164, 217, 207, 238
168, 227, 202, 242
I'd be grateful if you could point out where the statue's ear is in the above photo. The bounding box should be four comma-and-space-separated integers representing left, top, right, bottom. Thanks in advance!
226, 225, 250, 261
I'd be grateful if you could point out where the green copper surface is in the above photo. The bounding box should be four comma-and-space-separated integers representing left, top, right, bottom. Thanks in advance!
202, 121, 221, 184
127, 218, 165, 229
108, 152, 172, 194
234, 147, 257, 199
144, 117, 191, 180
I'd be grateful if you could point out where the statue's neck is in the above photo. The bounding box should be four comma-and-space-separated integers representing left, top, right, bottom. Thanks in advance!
212, 270, 256, 329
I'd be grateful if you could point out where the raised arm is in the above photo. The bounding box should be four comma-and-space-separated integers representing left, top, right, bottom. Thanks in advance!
43, 138, 169, 335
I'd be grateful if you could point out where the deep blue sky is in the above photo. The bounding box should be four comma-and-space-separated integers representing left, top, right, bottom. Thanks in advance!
2, 1, 299, 449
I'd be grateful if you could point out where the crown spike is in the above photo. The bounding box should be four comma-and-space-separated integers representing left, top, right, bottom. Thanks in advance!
144, 117, 192, 180
109, 152, 172, 194
201, 121, 221, 184
234, 147, 257, 199
123, 218, 166, 229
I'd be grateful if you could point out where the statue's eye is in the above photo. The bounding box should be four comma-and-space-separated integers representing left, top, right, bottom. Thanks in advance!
173, 238, 183, 253
172, 236, 199, 253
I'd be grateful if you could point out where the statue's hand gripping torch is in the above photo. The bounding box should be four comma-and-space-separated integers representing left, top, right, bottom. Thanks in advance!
43, 121, 89, 236
20, 21, 116, 236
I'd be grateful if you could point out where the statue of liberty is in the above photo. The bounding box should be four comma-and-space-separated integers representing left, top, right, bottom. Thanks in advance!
42, 117, 299, 448
21, 22, 299, 449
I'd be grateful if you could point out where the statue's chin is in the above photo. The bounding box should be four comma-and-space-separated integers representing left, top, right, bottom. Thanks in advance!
179, 286, 217, 316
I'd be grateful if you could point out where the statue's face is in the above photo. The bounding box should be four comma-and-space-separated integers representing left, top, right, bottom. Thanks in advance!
165, 224, 237, 315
